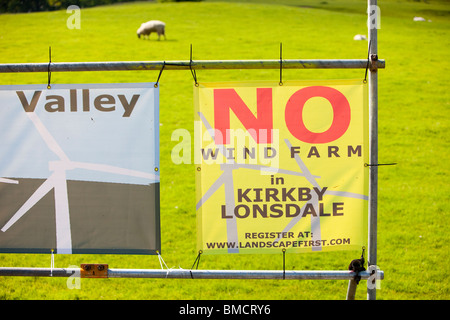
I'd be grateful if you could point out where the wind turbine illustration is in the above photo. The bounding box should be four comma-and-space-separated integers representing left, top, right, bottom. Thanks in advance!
1, 111, 159, 254
196, 111, 324, 252
196, 111, 368, 252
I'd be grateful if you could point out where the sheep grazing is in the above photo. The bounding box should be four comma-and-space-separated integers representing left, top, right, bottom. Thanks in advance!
353, 34, 367, 41
137, 20, 166, 40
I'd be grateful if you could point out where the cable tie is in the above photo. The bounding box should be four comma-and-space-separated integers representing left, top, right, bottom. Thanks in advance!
50, 249, 54, 277
279, 43, 283, 86
154, 61, 166, 88
47, 46, 52, 89
363, 40, 371, 83
190, 250, 202, 279
365, 163, 397, 167
190, 44, 199, 87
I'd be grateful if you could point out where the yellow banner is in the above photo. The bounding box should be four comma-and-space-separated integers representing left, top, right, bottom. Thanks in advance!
195, 80, 368, 254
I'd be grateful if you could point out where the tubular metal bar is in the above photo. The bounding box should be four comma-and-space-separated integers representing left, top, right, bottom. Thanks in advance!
367, 0, 379, 301
0, 267, 77, 277
0, 59, 385, 73
0, 267, 383, 280
109, 269, 384, 280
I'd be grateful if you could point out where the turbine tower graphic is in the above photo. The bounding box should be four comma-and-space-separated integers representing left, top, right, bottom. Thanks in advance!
1, 111, 159, 254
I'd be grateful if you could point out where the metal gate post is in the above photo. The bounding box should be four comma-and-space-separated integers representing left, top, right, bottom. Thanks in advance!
367, 0, 379, 301
346, 279, 358, 300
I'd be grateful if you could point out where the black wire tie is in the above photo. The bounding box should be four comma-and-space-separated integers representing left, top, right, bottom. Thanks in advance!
47, 46, 52, 89
365, 163, 397, 167
154, 61, 166, 88
279, 43, 283, 86
190, 44, 199, 87
363, 40, 371, 83
190, 250, 202, 279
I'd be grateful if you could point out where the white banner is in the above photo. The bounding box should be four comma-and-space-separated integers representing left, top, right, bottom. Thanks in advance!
0, 83, 160, 254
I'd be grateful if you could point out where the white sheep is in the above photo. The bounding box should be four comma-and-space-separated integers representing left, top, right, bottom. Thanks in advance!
137, 20, 166, 40
353, 34, 367, 41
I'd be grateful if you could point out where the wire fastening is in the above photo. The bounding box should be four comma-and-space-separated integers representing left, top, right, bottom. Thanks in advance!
279, 43, 283, 86
365, 163, 397, 167
190, 250, 202, 279
363, 40, 371, 83
47, 47, 52, 89
50, 249, 54, 277
190, 44, 199, 87
154, 61, 166, 88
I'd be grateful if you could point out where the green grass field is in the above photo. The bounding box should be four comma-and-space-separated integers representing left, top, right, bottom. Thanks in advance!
0, 0, 449, 300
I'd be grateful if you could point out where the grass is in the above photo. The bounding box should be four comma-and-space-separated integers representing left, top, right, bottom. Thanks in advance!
0, 0, 449, 300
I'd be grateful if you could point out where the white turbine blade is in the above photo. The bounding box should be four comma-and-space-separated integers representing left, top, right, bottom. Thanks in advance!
0, 178, 19, 184
70, 161, 160, 182
1, 174, 55, 232
26, 112, 70, 162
